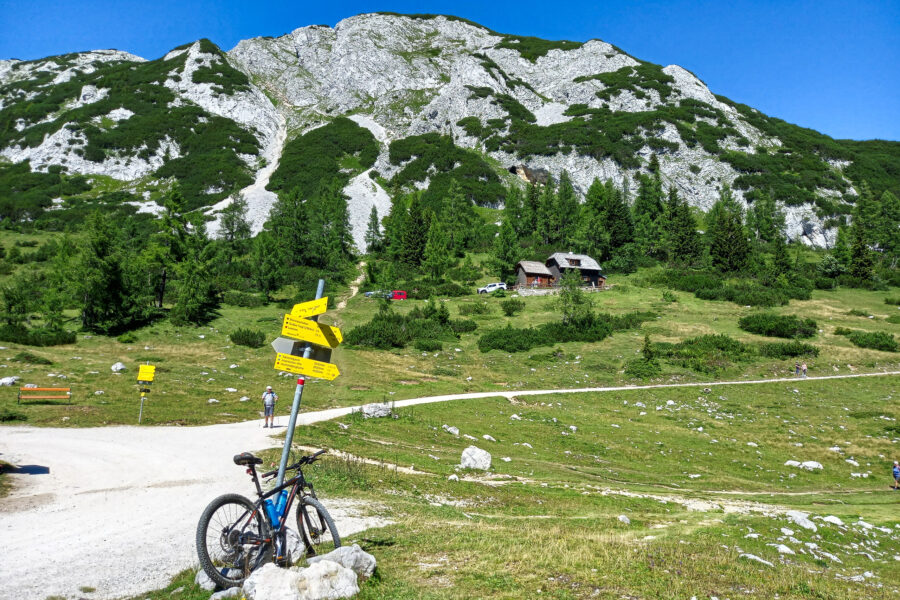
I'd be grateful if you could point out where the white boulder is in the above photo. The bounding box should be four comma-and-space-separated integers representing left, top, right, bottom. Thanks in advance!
823, 515, 844, 527
460, 446, 491, 470
739, 553, 773, 567
617, 515, 631, 525
194, 569, 216, 591
361, 403, 391, 418
800, 461, 823, 471
442, 424, 460, 436
307, 543, 376, 578
211, 588, 242, 600
295, 560, 359, 600
482, 434, 496, 442
786, 510, 818, 532
776, 544, 795, 555
0, 376, 20, 386
242, 563, 299, 600
111, 362, 126, 372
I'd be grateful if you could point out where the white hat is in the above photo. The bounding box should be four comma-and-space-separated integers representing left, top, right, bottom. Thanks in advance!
266, 385, 272, 390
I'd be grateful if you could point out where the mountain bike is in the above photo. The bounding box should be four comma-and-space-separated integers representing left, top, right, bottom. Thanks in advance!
196, 449, 341, 588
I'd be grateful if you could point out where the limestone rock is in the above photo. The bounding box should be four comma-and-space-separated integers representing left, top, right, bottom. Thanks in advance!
0, 376, 20, 386
295, 560, 359, 600
460, 446, 491, 470
361, 403, 391, 418
307, 544, 376, 578
111, 362, 126, 373
242, 563, 299, 600
195, 569, 216, 592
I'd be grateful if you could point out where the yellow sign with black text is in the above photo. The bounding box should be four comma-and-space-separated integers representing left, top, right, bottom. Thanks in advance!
273, 352, 340, 380
281, 314, 342, 348
290, 297, 328, 319
137, 365, 156, 382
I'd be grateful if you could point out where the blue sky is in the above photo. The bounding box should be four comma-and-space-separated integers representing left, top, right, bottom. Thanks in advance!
1, 0, 897, 141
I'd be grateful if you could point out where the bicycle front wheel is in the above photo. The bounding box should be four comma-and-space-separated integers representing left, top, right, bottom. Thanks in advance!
296, 496, 341, 557
196, 493, 270, 589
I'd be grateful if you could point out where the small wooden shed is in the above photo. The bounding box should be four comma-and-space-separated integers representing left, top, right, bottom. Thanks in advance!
515, 260, 553, 288
545, 252, 605, 288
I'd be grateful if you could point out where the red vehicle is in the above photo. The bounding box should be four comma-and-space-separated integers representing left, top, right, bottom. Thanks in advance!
390, 290, 407, 300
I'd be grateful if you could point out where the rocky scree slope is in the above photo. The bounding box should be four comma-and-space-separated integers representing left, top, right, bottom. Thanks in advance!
2, 13, 897, 247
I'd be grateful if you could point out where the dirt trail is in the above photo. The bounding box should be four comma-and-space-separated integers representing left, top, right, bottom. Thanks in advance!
1, 370, 897, 598
336, 262, 365, 311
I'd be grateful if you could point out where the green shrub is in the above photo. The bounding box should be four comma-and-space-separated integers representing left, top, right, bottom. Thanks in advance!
0, 408, 26, 422
846, 331, 899, 352
116, 332, 137, 343
478, 312, 653, 353
661, 290, 677, 303
834, 327, 855, 336
886, 315, 900, 324
758, 341, 819, 358
230, 328, 266, 348
885, 297, 900, 306
624, 358, 661, 378
0, 324, 75, 346
654, 334, 754, 374
414, 338, 443, 352
449, 319, 478, 334
847, 309, 870, 317
12, 351, 53, 365
490, 289, 506, 298
458, 302, 492, 316
738, 314, 817, 339
345, 302, 468, 350
500, 298, 525, 316
814, 277, 836, 290
223, 290, 266, 308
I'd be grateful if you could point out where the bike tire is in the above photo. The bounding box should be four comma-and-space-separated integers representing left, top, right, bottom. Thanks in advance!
196, 493, 269, 589
295, 496, 341, 557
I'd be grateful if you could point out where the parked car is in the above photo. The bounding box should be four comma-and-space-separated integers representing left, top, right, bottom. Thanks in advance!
364, 290, 407, 300
477, 282, 507, 294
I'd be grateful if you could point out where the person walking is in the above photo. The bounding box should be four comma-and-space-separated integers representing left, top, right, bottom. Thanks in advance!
794, 363, 800, 377
801, 362, 808, 378
262, 385, 278, 428
893, 461, 900, 490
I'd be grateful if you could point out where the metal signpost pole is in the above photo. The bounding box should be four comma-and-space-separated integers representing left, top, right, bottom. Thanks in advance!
276, 278, 325, 487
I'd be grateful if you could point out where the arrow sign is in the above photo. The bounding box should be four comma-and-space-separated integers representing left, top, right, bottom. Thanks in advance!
271, 337, 332, 364
290, 297, 328, 319
281, 314, 342, 348
274, 352, 340, 380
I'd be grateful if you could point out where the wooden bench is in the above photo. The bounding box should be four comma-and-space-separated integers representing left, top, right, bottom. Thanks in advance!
18, 387, 71, 404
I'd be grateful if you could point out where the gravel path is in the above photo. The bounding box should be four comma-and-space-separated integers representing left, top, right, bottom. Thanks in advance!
1, 370, 896, 598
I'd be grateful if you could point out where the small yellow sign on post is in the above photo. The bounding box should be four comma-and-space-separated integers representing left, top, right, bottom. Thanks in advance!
137, 364, 156, 382
281, 314, 342, 348
274, 353, 340, 380
290, 297, 328, 319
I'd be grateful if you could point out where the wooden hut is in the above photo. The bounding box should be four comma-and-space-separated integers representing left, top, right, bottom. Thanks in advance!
515, 261, 553, 288
545, 252, 605, 288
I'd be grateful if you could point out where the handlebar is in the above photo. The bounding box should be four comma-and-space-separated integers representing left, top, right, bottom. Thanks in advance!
261, 449, 327, 479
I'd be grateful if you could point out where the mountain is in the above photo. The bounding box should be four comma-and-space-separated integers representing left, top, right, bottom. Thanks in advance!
1, 13, 898, 248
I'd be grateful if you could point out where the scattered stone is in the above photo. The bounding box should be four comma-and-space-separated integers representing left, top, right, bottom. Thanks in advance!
94, 390, 104, 395
442, 424, 460, 436
780, 527, 794, 536
617, 515, 631, 525
230, 364, 239, 369
194, 569, 215, 592
295, 559, 359, 599
666, 400, 675, 406
242, 563, 297, 600
210, 587, 242, 600
225, 387, 238, 392
739, 553, 774, 567
482, 434, 496, 442
307, 543, 377, 578
828, 446, 842, 453
448, 474, 459, 482
198, 335, 205, 339
239, 396, 250, 402
746, 442, 758, 447
111, 362, 126, 373
744, 533, 759, 539
800, 461, 823, 470
568, 425, 577, 432
786, 510, 817, 532
462, 434, 477, 441
520, 442, 533, 449
500, 457, 511, 462
823, 515, 844, 526
776, 544, 795, 555
337, 422, 349, 430
208, 399, 219, 404
510, 414, 522, 421
845, 458, 860, 467
285, 527, 305, 562
0, 376, 20, 386
460, 446, 491, 470
361, 403, 391, 419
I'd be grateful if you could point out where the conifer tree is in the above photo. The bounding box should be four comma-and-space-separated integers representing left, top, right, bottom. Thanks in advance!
771, 235, 792, 276
219, 195, 252, 261
266, 188, 306, 266
76, 213, 135, 333
364, 206, 383, 254
170, 244, 220, 325
747, 191, 784, 244
599, 179, 634, 252
663, 188, 702, 266
706, 185, 751, 273
443, 180, 476, 256
632, 172, 665, 258
144, 184, 191, 308
384, 193, 410, 263
574, 179, 611, 260
521, 183, 540, 236
423, 213, 452, 280
555, 171, 579, 247
400, 194, 429, 268
832, 226, 851, 267
503, 185, 524, 236
849, 182, 877, 279
536, 177, 557, 245
877, 190, 900, 268
493, 217, 520, 280
250, 232, 282, 299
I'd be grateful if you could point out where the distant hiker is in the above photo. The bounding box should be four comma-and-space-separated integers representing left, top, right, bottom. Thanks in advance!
893, 461, 899, 490
801, 363, 808, 378
262, 385, 278, 428
795, 363, 800, 377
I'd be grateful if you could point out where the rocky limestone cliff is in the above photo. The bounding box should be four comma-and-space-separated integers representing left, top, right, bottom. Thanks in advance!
2, 13, 880, 248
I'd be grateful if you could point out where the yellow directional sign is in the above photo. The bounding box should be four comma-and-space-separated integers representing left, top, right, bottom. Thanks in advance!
281, 314, 342, 348
274, 352, 340, 380
290, 297, 328, 319
137, 365, 156, 382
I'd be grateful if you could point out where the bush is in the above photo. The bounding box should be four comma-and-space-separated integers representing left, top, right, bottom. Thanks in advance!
846, 331, 899, 352
500, 298, 525, 316
490, 289, 506, 298
624, 358, 661, 378
478, 311, 653, 353
230, 328, 266, 348
738, 313, 817, 339
223, 290, 266, 308
654, 334, 754, 374
449, 319, 478, 334
885, 297, 900, 306
661, 290, 677, 303
834, 327, 855, 336
0, 408, 26, 422
887, 315, 900, 324
12, 351, 53, 365
847, 309, 871, 317
758, 341, 819, 358
414, 338, 443, 352
814, 277, 836, 290
345, 302, 470, 350
0, 324, 75, 346
117, 332, 138, 343
458, 302, 492, 316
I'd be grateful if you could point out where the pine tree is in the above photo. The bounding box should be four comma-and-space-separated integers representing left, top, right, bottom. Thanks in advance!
443, 180, 476, 256
832, 226, 851, 267
364, 205, 383, 254
555, 171, 579, 247
266, 188, 306, 266
76, 213, 135, 333
664, 189, 702, 266
384, 193, 410, 263
250, 232, 282, 299
877, 190, 900, 268
632, 172, 664, 258
848, 182, 877, 279
849, 229, 874, 279
574, 179, 611, 259
747, 191, 784, 244
219, 195, 252, 251
493, 217, 520, 280
521, 183, 540, 237
706, 185, 751, 273
503, 185, 524, 236
536, 177, 557, 245
599, 179, 634, 253
170, 244, 220, 326
144, 184, 191, 308
400, 194, 429, 268
423, 213, 452, 280
771, 235, 792, 276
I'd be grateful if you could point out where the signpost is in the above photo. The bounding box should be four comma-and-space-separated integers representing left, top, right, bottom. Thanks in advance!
274, 280, 343, 486
136, 363, 156, 424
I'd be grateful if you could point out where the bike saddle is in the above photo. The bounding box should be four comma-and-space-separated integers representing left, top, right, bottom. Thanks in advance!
233, 452, 263, 466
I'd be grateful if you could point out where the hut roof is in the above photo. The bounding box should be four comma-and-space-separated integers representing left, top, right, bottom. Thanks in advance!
516, 260, 552, 276
547, 252, 602, 271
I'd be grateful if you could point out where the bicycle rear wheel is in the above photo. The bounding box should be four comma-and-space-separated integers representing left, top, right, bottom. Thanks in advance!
196, 493, 270, 588
296, 496, 341, 557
